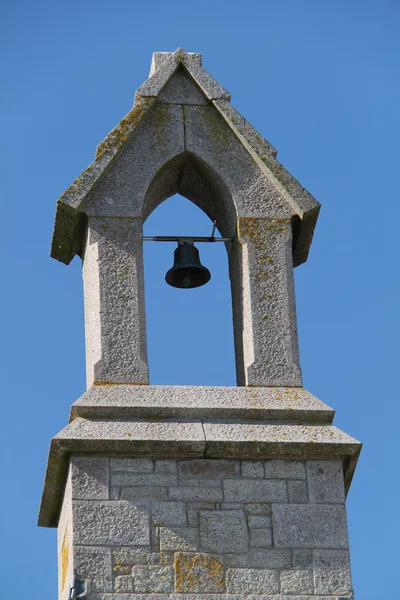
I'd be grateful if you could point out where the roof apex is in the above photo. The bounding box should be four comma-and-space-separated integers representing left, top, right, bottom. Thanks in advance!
136, 47, 231, 102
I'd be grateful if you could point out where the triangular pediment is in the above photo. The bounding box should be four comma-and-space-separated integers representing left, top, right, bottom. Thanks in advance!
51, 48, 320, 267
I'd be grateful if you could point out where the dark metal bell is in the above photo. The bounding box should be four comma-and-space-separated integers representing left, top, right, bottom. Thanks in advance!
165, 242, 211, 289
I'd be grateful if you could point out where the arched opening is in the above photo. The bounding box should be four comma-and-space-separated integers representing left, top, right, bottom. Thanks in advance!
143, 194, 236, 385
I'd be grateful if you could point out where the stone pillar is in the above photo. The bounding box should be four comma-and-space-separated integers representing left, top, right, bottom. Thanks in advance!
82, 217, 148, 387
59, 456, 354, 599
237, 218, 302, 387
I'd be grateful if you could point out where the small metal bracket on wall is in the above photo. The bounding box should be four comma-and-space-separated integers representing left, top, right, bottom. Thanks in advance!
69, 575, 88, 600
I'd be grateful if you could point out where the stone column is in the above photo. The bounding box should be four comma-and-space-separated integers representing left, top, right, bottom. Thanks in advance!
82, 216, 149, 387
237, 218, 302, 387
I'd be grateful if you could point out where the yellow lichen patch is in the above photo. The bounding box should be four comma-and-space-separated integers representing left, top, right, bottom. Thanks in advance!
174, 552, 224, 593
96, 98, 156, 160
61, 527, 70, 592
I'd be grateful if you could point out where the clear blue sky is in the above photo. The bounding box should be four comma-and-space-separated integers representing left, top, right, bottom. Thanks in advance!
0, 1, 397, 598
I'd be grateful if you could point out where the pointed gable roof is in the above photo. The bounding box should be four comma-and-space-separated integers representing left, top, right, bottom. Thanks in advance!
51, 47, 320, 266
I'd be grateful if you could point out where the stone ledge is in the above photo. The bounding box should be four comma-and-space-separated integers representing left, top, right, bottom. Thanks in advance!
70, 385, 334, 423
87, 594, 350, 600
38, 418, 360, 529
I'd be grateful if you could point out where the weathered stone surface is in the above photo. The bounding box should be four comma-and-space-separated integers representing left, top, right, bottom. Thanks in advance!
199, 510, 248, 552
224, 553, 247, 568
71, 457, 109, 500
248, 515, 271, 528
73, 501, 149, 546
242, 461, 264, 478
247, 548, 292, 569
200, 478, 222, 488
113, 547, 172, 566
179, 459, 239, 478
159, 527, 198, 551
307, 460, 345, 503
110, 458, 153, 473
114, 575, 133, 593
132, 565, 174, 593
120, 486, 167, 501
288, 480, 308, 503
151, 501, 187, 527
174, 552, 224, 593
158, 68, 208, 105
83, 103, 185, 219
293, 549, 312, 569
111, 473, 178, 487
223, 479, 287, 502
226, 568, 279, 594
245, 503, 271, 515
74, 546, 112, 592
272, 505, 349, 548
71, 384, 335, 423
204, 422, 360, 460
169, 487, 223, 502
264, 459, 305, 479
313, 549, 353, 595
281, 570, 313, 594
154, 460, 177, 474
249, 528, 272, 548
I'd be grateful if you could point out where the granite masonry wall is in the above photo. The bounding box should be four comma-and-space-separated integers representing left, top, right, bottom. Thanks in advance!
59, 457, 354, 600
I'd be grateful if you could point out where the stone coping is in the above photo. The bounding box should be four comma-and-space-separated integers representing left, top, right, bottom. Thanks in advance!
86, 595, 353, 600
70, 386, 335, 424
38, 418, 361, 529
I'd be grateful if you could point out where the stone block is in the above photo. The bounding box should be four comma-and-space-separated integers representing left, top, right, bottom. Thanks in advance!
226, 568, 279, 594
73, 501, 149, 546
111, 473, 178, 487
250, 528, 272, 547
71, 383, 335, 423
121, 486, 167, 501
288, 480, 308, 503
248, 548, 292, 569
159, 527, 198, 551
224, 554, 247, 568
307, 460, 345, 503
293, 549, 312, 569
242, 461, 264, 478
245, 503, 271, 515
280, 570, 314, 594
179, 459, 239, 478
272, 505, 349, 548
248, 515, 271, 528
151, 501, 187, 527
114, 575, 133, 592
200, 478, 222, 488
187, 509, 198, 527
110, 458, 153, 473
264, 459, 305, 479
223, 479, 287, 502
179, 478, 199, 487
221, 502, 244, 510
71, 457, 109, 500
154, 459, 177, 474
132, 565, 174, 593
169, 487, 223, 502
113, 547, 172, 566
313, 549, 353, 595
174, 552, 224, 593
74, 546, 112, 592
199, 510, 248, 552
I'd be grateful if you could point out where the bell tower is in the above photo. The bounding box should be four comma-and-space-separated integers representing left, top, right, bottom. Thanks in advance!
40, 48, 361, 600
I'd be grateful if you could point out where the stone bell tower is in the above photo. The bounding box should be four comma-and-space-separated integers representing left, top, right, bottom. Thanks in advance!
39, 48, 361, 600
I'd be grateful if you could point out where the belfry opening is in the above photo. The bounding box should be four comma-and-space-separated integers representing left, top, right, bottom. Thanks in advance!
143, 194, 236, 385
